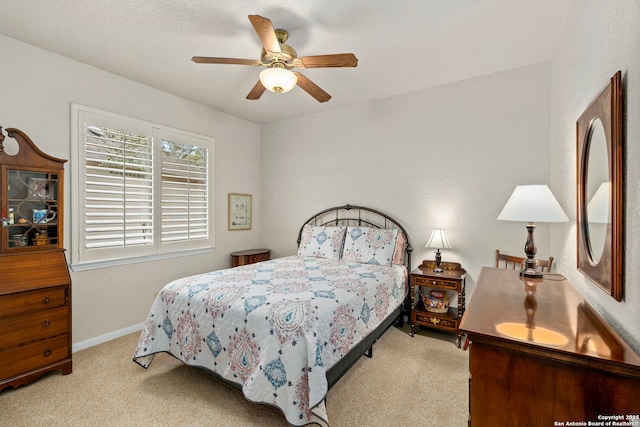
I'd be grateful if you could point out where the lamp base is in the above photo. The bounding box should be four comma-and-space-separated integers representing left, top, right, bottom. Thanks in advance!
520, 222, 543, 279
434, 249, 443, 273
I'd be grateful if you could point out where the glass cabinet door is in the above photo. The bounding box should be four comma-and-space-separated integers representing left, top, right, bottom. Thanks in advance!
2, 168, 59, 251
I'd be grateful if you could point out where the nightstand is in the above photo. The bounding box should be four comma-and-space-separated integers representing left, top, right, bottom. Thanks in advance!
230, 249, 270, 267
410, 260, 466, 347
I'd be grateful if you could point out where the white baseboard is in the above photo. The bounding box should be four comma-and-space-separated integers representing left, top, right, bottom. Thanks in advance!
72, 322, 144, 353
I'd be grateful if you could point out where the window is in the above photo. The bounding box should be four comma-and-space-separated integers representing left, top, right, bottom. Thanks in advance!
71, 105, 214, 270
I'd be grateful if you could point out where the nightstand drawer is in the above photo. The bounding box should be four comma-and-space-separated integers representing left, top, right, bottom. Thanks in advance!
248, 253, 270, 263
413, 276, 458, 290
0, 306, 69, 349
231, 249, 271, 267
0, 286, 67, 317
413, 312, 458, 329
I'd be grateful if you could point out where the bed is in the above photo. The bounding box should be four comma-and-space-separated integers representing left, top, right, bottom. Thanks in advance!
133, 204, 413, 426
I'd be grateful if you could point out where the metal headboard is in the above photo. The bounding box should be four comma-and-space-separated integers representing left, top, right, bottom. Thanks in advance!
296, 204, 413, 270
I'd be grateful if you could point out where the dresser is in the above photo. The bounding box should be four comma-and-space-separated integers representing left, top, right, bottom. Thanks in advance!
459, 267, 640, 426
0, 127, 72, 391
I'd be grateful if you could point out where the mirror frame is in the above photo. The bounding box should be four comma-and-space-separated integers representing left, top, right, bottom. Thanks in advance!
576, 71, 623, 301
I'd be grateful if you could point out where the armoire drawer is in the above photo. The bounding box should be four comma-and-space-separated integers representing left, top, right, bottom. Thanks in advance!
0, 335, 69, 380
0, 306, 69, 349
0, 286, 67, 317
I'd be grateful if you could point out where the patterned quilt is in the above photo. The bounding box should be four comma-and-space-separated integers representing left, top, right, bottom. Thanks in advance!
133, 255, 407, 426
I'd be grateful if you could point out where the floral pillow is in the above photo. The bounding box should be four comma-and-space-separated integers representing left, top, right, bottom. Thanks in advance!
342, 226, 399, 266
297, 225, 347, 259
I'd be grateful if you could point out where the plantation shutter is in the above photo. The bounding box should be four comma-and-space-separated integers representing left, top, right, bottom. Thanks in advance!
160, 138, 209, 242
83, 125, 154, 250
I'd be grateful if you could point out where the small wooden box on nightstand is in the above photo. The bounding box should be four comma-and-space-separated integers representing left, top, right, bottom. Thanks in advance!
410, 260, 466, 347
230, 249, 271, 267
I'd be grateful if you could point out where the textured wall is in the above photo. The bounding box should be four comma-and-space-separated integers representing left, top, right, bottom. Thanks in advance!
260, 63, 553, 296
0, 35, 262, 346
550, 0, 640, 351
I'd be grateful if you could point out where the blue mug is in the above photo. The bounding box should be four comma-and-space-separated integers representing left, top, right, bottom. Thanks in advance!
32, 209, 56, 223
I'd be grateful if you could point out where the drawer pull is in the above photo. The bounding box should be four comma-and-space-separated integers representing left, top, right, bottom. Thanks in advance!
429, 317, 441, 325
43, 320, 51, 328
43, 349, 52, 357
42, 296, 52, 304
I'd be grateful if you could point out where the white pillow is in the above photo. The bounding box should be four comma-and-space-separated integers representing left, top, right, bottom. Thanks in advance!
342, 226, 399, 266
297, 225, 347, 259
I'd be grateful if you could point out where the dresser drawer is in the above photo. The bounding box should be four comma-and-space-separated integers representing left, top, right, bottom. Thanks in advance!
413, 276, 459, 290
0, 286, 67, 317
0, 335, 69, 380
0, 306, 69, 349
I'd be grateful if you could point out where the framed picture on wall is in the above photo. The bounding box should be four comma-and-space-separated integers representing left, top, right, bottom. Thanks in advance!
228, 193, 252, 230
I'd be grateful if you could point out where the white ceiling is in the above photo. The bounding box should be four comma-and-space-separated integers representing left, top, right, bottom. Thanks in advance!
0, 0, 571, 125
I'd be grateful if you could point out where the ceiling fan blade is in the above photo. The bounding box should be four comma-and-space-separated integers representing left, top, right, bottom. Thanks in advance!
191, 56, 261, 66
246, 80, 266, 100
295, 53, 358, 68
248, 15, 281, 53
293, 72, 331, 103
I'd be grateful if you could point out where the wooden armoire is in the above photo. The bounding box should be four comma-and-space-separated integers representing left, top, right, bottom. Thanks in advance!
0, 126, 72, 391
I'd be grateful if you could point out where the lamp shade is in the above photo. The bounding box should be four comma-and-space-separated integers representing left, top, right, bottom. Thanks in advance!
259, 67, 297, 93
497, 185, 569, 223
426, 229, 452, 249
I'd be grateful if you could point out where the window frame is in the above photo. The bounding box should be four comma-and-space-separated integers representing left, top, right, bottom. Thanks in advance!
70, 104, 215, 271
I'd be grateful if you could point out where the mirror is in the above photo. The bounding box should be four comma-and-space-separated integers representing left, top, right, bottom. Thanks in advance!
585, 120, 608, 263
576, 71, 623, 301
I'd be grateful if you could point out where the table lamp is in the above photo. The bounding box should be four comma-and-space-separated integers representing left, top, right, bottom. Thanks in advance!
497, 185, 568, 278
425, 229, 451, 273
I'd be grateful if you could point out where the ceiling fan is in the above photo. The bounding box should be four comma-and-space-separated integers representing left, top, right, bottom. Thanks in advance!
192, 15, 358, 103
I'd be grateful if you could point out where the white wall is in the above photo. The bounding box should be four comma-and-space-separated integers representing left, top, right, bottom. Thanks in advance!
550, 0, 640, 350
0, 35, 262, 345
260, 62, 554, 296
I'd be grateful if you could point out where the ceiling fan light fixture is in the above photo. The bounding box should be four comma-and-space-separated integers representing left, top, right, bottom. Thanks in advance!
259, 67, 297, 94
194, 15, 357, 102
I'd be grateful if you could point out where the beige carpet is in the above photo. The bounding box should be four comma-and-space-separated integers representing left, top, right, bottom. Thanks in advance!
0, 325, 469, 426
